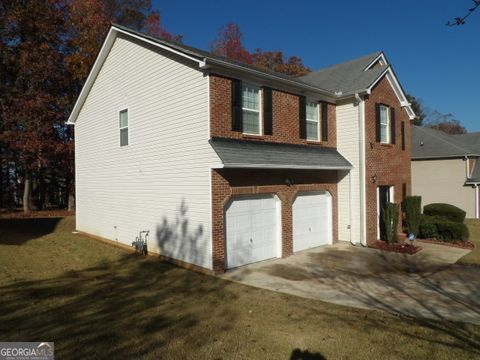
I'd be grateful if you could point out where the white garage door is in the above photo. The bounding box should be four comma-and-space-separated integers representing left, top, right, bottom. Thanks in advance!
225, 195, 280, 269
293, 192, 332, 252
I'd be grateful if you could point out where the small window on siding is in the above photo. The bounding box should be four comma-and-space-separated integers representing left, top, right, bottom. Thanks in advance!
379, 105, 390, 143
242, 84, 261, 135
119, 109, 128, 147
306, 102, 319, 141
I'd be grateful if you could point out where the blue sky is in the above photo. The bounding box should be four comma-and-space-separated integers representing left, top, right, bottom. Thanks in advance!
154, 0, 480, 131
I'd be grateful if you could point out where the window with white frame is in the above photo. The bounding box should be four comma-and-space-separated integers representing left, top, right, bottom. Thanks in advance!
379, 105, 390, 143
306, 101, 320, 141
119, 109, 128, 146
242, 84, 261, 135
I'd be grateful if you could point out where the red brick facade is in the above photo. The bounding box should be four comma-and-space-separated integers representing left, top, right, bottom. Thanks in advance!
209, 74, 340, 273
209, 75, 336, 148
211, 169, 338, 273
364, 76, 412, 244
208, 72, 412, 272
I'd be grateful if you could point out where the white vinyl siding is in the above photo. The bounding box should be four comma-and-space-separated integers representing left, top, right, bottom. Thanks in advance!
119, 109, 128, 146
74, 35, 219, 270
306, 102, 319, 141
336, 102, 361, 243
380, 105, 390, 143
242, 84, 261, 135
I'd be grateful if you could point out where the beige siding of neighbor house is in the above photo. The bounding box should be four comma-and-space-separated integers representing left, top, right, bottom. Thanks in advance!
74, 34, 220, 270
412, 158, 475, 218
336, 101, 361, 243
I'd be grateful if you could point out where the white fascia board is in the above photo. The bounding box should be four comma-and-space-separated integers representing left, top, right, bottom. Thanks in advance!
364, 53, 387, 71
66, 27, 117, 124
367, 68, 416, 120
215, 164, 353, 170
205, 58, 335, 100
67, 26, 206, 124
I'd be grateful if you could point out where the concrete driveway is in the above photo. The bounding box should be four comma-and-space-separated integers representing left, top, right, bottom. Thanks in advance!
221, 242, 480, 325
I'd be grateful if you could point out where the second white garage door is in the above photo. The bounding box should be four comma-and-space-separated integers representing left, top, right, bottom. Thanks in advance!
293, 192, 332, 252
225, 195, 280, 269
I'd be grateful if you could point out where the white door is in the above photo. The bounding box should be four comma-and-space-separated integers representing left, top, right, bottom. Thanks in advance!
293, 192, 332, 252
225, 195, 280, 269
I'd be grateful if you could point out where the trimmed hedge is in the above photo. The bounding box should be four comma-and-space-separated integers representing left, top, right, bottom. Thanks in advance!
418, 214, 469, 242
403, 196, 422, 236
419, 215, 438, 239
423, 203, 466, 223
436, 222, 469, 242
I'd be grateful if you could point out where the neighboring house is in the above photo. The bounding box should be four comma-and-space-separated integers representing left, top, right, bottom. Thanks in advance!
411, 126, 480, 218
67, 24, 415, 273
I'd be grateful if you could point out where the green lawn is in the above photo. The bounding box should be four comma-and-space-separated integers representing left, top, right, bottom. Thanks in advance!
1, 217, 480, 359
459, 219, 480, 265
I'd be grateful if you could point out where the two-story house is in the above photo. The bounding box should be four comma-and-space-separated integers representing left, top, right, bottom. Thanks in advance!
67, 24, 415, 273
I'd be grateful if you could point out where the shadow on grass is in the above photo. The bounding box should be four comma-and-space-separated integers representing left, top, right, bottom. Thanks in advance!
290, 348, 326, 359
0, 253, 236, 358
255, 247, 480, 355
0, 218, 64, 245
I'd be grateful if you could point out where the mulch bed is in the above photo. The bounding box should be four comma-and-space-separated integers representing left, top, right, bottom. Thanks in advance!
417, 238, 475, 250
372, 240, 423, 254
0, 209, 75, 219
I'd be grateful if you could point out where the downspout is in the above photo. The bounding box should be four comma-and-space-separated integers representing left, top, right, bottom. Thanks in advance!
356, 92, 367, 246
475, 184, 479, 219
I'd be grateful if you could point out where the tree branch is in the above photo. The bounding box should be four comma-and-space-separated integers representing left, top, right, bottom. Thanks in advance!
446, 0, 480, 26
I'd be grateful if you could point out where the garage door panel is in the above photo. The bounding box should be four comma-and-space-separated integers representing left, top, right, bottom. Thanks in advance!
293, 192, 332, 252
226, 195, 280, 269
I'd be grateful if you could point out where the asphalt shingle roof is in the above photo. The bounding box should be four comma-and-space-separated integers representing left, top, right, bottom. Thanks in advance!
209, 137, 352, 170
298, 52, 386, 95
411, 126, 480, 159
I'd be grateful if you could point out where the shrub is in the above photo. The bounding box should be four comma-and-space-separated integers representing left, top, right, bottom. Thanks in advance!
382, 202, 399, 244
419, 215, 438, 239
403, 196, 422, 236
423, 203, 466, 223
436, 222, 469, 242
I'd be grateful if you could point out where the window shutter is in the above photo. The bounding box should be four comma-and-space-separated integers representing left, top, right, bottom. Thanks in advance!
231, 79, 242, 132
263, 87, 273, 135
401, 121, 406, 150
321, 102, 328, 142
390, 107, 396, 144
375, 103, 381, 142
299, 95, 306, 139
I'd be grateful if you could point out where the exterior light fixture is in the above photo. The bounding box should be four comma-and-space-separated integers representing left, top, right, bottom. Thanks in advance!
371, 175, 377, 183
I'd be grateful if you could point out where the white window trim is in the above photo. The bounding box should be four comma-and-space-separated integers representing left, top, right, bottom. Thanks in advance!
241, 84, 262, 136
119, 108, 129, 147
306, 101, 320, 142
379, 104, 390, 144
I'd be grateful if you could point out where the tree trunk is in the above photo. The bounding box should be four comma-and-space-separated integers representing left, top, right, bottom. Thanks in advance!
23, 172, 31, 213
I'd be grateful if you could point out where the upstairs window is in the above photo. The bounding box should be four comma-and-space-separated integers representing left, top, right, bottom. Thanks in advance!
242, 84, 261, 135
376, 103, 396, 145
306, 102, 319, 141
119, 109, 129, 147
379, 105, 390, 144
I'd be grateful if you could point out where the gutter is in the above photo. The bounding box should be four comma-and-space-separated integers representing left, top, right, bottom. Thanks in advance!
201, 58, 336, 100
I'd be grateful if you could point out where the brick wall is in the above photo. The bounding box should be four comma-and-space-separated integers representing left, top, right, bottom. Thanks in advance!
209, 74, 336, 147
364, 76, 412, 244
211, 168, 338, 273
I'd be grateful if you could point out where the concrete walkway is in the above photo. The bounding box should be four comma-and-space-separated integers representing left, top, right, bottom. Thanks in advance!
221, 242, 480, 325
